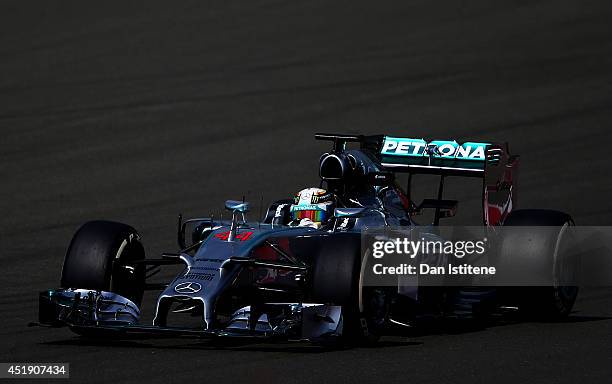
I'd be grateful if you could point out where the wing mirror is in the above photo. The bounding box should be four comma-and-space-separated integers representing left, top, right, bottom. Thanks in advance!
333, 207, 369, 231
225, 200, 250, 213
224, 200, 250, 242
334, 207, 367, 218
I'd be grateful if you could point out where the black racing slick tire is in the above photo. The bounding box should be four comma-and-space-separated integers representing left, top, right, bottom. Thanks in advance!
500, 209, 578, 320
61, 220, 146, 305
311, 234, 388, 344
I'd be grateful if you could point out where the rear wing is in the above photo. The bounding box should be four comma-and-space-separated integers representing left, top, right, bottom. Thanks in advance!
315, 133, 520, 225
380, 136, 495, 177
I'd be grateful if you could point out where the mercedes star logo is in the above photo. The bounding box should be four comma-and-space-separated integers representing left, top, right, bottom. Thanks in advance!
174, 281, 202, 294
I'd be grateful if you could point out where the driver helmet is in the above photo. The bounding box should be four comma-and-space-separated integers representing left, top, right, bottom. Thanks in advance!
290, 188, 335, 228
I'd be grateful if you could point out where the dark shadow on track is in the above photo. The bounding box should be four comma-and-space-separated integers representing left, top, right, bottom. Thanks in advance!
40, 337, 422, 353
38, 313, 610, 353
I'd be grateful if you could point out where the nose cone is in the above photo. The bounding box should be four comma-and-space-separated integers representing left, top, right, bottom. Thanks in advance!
154, 259, 242, 330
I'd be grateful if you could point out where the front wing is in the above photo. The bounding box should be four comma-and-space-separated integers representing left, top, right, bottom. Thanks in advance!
37, 289, 343, 341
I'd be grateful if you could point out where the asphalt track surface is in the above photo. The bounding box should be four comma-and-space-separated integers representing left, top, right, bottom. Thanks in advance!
2, 1, 612, 383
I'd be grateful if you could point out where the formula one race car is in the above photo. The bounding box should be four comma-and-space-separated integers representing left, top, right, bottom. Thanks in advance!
37, 133, 578, 344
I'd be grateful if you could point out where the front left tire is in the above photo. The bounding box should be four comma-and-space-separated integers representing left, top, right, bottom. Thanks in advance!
310, 233, 388, 344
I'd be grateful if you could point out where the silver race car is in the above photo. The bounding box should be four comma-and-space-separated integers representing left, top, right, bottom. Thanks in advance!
37, 133, 577, 344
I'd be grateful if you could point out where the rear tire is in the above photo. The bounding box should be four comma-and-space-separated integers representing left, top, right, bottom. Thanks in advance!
501, 209, 578, 320
61, 220, 146, 305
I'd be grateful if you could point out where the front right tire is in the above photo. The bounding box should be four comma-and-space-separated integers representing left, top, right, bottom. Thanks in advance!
61, 220, 146, 305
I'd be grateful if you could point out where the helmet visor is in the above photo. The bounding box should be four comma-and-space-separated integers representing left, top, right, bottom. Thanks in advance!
291, 208, 328, 223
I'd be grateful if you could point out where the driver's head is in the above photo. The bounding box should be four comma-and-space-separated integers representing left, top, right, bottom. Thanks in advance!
290, 188, 335, 228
